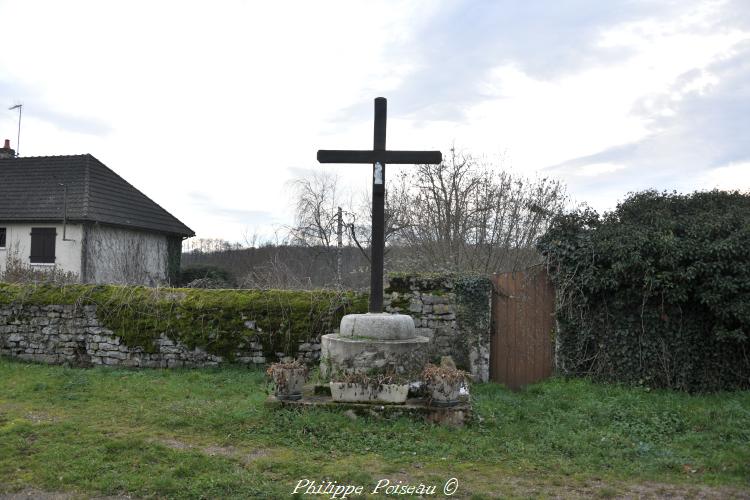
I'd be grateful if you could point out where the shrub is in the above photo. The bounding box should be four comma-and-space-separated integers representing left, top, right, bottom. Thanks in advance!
179, 265, 233, 287
0, 243, 79, 284
538, 190, 750, 391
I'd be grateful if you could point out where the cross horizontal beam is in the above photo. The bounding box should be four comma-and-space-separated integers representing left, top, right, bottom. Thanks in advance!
317, 149, 442, 165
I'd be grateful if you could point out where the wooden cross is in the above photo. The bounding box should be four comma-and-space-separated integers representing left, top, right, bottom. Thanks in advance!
318, 97, 442, 313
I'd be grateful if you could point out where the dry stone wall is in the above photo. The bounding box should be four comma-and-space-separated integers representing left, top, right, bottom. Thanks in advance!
0, 275, 490, 379
384, 275, 492, 382
0, 303, 320, 368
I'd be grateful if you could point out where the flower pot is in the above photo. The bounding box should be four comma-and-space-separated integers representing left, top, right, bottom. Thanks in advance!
427, 379, 462, 407
272, 367, 306, 401
329, 382, 409, 404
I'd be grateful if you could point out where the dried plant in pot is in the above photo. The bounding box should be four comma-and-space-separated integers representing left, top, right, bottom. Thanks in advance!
421, 363, 470, 407
266, 360, 309, 401
329, 371, 410, 404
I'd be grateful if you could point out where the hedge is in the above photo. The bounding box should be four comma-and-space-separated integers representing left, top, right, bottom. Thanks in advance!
0, 283, 368, 360
538, 190, 750, 391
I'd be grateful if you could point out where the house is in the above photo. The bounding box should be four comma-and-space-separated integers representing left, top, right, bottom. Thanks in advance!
0, 140, 194, 285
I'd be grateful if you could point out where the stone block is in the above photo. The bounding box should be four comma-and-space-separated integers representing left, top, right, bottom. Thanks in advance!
320, 333, 429, 378
339, 313, 417, 340
432, 304, 453, 315
415, 328, 435, 339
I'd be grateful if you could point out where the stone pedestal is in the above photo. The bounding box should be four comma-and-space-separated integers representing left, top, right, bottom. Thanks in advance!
320, 313, 429, 379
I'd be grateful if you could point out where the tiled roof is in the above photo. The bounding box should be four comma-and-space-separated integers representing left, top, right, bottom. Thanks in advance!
0, 154, 194, 236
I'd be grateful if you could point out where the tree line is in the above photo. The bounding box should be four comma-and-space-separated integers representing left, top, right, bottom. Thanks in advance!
182, 148, 568, 289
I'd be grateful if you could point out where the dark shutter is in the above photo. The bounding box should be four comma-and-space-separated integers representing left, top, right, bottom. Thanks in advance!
30, 228, 56, 263
0, 228, 5, 248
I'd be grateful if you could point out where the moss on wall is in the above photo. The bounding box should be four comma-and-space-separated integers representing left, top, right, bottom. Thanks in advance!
0, 283, 368, 360
385, 272, 492, 376
385, 273, 454, 294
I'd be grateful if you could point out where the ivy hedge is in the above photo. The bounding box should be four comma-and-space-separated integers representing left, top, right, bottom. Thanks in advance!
0, 283, 368, 360
538, 190, 750, 392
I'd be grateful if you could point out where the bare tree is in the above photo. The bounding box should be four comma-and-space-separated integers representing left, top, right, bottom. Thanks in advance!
285, 172, 358, 286
278, 147, 567, 286
183, 237, 239, 254
288, 172, 341, 248
347, 180, 410, 261
394, 148, 567, 273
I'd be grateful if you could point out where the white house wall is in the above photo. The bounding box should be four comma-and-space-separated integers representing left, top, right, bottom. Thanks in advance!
0, 223, 83, 277
84, 225, 168, 286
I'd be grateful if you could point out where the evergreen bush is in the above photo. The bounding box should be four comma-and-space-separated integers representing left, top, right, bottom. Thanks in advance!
538, 190, 750, 391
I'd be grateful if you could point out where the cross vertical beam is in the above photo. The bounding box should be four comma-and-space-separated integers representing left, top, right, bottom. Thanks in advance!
317, 98, 441, 313
371, 97, 387, 313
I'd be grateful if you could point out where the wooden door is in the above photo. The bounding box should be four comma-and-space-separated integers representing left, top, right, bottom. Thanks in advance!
491, 269, 555, 389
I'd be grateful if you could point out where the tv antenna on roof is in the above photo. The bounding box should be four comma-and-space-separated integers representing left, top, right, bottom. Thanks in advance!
8, 103, 22, 157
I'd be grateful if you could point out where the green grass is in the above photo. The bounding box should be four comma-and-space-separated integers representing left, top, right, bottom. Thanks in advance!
0, 358, 748, 499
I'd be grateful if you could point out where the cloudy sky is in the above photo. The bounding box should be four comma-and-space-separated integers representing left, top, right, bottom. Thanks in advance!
0, 0, 748, 243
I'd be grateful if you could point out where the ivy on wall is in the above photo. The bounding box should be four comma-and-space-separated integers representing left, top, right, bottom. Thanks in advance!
454, 275, 492, 334
455, 275, 492, 375
538, 189, 750, 392
166, 236, 183, 285
0, 283, 368, 360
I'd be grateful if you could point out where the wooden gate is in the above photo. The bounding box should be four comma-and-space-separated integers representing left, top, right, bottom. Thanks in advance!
491, 269, 555, 389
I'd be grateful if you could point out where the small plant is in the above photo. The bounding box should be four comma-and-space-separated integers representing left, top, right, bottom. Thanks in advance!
333, 370, 407, 389
1, 243, 79, 284
329, 370, 411, 404
421, 363, 470, 385
266, 360, 309, 400
421, 363, 470, 406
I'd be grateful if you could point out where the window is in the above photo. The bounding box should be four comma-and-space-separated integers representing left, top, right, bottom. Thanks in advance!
0, 227, 5, 248
30, 228, 56, 264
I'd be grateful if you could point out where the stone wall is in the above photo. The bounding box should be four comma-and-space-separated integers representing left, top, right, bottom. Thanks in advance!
384, 274, 492, 382
0, 303, 320, 368
0, 275, 491, 380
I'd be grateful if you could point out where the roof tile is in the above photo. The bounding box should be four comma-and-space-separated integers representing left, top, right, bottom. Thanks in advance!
0, 154, 194, 236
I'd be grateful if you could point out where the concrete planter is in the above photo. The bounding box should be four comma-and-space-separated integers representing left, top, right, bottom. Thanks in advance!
271, 368, 306, 401
427, 379, 462, 407
329, 382, 409, 404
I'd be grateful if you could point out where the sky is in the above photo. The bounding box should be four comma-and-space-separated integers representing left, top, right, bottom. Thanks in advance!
0, 0, 748, 244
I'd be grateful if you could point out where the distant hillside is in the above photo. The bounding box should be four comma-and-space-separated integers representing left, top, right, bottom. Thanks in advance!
181, 243, 542, 289
181, 245, 370, 289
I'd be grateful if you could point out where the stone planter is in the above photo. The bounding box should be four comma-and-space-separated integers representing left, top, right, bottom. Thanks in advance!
320, 313, 430, 379
427, 379, 462, 407
329, 382, 409, 404
270, 367, 307, 401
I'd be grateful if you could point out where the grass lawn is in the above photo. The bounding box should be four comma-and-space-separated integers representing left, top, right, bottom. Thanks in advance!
0, 358, 748, 499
